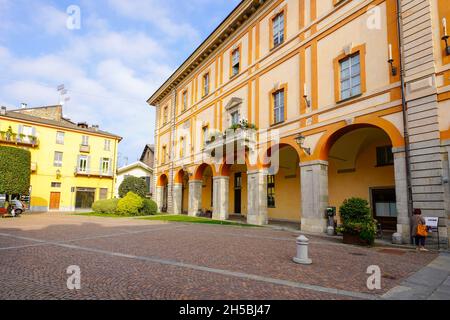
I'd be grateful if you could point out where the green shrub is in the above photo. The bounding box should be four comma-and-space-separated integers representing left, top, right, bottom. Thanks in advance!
116, 192, 144, 216
118, 176, 148, 198
139, 198, 158, 216
0, 146, 31, 195
339, 198, 377, 244
92, 198, 119, 214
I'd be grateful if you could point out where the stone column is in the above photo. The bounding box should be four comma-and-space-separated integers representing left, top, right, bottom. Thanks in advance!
392, 148, 411, 244
300, 161, 328, 233
213, 176, 229, 220
188, 180, 202, 217
247, 170, 268, 225
172, 183, 183, 215
155, 186, 164, 213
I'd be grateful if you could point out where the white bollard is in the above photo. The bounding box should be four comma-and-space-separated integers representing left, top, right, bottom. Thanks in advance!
293, 235, 312, 265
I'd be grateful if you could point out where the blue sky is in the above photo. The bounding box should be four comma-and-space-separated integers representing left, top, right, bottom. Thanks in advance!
0, 0, 241, 166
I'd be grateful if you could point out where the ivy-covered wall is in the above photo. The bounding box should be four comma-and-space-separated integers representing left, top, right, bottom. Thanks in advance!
0, 146, 31, 195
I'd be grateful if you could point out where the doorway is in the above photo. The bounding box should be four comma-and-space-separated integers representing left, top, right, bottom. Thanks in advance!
371, 188, 397, 231
234, 173, 242, 214
49, 192, 61, 210
75, 188, 95, 209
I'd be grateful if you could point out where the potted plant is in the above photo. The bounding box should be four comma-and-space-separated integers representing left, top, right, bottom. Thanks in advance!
336, 198, 377, 246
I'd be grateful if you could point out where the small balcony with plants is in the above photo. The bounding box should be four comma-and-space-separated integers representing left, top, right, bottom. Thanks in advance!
204, 119, 258, 156
0, 126, 39, 148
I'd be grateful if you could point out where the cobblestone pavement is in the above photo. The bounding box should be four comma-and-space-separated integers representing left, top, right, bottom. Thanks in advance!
0, 213, 439, 300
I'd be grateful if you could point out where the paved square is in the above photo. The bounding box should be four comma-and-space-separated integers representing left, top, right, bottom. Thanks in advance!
0, 213, 438, 300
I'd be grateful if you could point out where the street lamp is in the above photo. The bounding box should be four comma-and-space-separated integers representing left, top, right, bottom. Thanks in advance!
295, 134, 311, 156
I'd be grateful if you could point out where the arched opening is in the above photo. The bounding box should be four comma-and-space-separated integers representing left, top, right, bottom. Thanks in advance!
263, 143, 302, 223
157, 174, 169, 213
194, 164, 214, 217
327, 126, 397, 231
175, 169, 190, 215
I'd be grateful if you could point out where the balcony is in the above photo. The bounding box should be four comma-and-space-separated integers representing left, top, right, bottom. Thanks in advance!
204, 127, 257, 157
79, 144, 91, 153
74, 167, 113, 178
0, 131, 39, 148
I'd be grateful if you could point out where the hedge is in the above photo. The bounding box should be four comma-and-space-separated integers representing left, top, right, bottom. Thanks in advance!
0, 146, 31, 195
118, 176, 148, 198
139, 198, 158, 216
116, 192, 144, 216
92, 198, 119, 214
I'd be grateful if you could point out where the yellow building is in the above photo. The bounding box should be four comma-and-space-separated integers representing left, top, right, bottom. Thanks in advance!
0, 105, 121, 212
148, 0, 450, 246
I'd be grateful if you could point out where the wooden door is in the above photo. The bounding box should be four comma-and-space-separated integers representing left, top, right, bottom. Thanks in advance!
49, 192, 61, 210
234, 173, 242, 214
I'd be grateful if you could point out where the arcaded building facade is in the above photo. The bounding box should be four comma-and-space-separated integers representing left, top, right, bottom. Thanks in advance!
148, 0, 450, 246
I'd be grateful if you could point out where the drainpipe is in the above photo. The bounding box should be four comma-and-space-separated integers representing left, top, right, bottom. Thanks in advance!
396, 0, 414, 225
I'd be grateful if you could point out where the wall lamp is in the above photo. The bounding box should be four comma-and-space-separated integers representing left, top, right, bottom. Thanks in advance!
303, 84, 311, 109
295, 134, 311, 156
387, 44, 397, 76
442, 18, 450, 56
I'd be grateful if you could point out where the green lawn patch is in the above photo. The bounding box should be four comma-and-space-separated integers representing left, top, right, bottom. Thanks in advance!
139, 214, 259, 227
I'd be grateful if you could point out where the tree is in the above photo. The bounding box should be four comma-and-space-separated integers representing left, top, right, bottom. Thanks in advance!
0, 146, 31, 195
118, 176, 148, 198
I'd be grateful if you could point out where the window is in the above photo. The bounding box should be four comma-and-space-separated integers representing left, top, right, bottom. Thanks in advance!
51, 182, 62, 188
163, 106, 169, 124
104, 139, 111, 151
56, 131, 65, 145
99, 188, 108, 200
182, 91, 188, 112
101, 158, 111, 174
272, 12, 285, 48
231, 111, 240, 125
339, 53, 361, 100
81, 135, 89, 146
180, 137, 186, 158
273, 89, 285, 124
78, 155, 88, 172
231, 48, 240, 77
202, 73, 210, 97
202, 126, 209, 147
376, 146, 394, 167
54, 152, 63, 167
267, 175, 276, 208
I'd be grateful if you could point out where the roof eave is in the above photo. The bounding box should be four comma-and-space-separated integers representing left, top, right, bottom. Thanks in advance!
147, 0, 266, 107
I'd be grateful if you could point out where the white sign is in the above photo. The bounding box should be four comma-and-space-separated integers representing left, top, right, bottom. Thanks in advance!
425, 217, 439, 228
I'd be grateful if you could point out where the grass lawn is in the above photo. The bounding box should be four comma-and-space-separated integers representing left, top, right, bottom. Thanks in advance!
140, 214, 259, 227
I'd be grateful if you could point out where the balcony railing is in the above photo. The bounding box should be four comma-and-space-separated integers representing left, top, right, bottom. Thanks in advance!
79, 144, 91, 153
74, 167, 113, 178
204, 128, 257, 156
0, 132, 39, 148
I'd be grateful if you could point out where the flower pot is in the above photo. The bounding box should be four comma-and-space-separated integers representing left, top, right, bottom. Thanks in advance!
343, 232, 371, 246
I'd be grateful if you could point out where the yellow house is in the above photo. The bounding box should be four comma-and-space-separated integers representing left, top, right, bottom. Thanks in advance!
0, 105, 121, 212
148, 0, 450, 246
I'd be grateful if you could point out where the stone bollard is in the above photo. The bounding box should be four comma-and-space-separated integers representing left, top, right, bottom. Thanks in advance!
293, 235, 312, 265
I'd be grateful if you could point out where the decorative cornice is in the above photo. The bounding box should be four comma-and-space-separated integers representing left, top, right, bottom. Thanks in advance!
147, 0, 269, 106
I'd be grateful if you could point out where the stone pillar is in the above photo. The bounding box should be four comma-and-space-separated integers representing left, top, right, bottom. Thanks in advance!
188, 180, 202, 217
300, 161, 328, 233
392, 148, 411, 244
172, 183, 183, 215
213, 176, 229, 220
399, 0, 448, 247
247, 170, 268, 225
155, 186, 164, 213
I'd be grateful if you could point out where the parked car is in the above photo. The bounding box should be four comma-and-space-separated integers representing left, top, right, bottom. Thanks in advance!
10, 200, 26, 215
